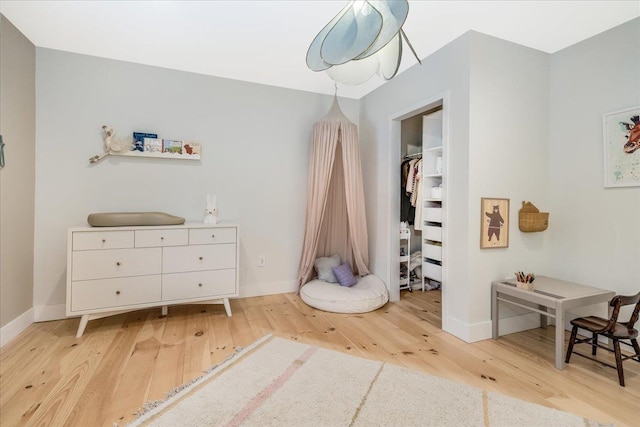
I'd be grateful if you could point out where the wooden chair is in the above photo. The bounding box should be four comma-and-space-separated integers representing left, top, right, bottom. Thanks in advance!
564, 291, 640, 386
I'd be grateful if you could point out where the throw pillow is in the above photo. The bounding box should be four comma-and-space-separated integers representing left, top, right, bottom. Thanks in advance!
332, 262, 358, 287
314, 254, 341, 283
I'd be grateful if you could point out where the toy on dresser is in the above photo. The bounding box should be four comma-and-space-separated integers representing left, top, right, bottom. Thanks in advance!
204, 194, 219, 224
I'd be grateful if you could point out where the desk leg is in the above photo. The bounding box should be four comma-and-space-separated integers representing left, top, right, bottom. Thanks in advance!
539, 305, 548, 329
555, 301, 565, 370
492, 283, 499, 339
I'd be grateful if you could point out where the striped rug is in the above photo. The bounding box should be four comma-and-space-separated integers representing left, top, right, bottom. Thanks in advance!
125, 335, 610, 426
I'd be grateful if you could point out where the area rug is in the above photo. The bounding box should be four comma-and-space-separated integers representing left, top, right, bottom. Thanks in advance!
125, 335, 609, 427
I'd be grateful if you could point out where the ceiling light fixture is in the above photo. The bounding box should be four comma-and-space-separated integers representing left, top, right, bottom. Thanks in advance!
306, 0, 421, 86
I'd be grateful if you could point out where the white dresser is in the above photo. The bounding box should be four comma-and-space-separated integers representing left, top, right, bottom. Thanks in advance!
66, 223, 239, 337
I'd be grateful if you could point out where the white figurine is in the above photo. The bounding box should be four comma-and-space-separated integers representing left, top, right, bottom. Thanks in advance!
89, 125, 134, 163
204, 194, 219, 224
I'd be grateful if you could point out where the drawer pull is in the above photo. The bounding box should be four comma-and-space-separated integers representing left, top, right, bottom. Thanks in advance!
198, 283, 203, 287
116, 261, 121, 266
102, 239, 106, 243
211, 234, 215, 238
199, 256, 203, 260
160, 236, 164, 240
116, 290, 121, 295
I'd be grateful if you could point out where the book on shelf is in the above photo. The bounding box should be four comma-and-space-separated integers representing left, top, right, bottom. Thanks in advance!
133, 132, 157, 152
163, 139, 183, 154
143, 137, 162, 153
182, 141, 201, 156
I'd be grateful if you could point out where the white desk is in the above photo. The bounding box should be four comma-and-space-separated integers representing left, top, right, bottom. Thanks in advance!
491, 276, 614, 370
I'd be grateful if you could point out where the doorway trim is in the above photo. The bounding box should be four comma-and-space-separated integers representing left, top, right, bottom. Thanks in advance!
387, 91, 450, 332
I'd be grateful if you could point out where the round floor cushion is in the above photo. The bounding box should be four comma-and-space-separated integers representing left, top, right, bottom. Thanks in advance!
300, 274, 389, 314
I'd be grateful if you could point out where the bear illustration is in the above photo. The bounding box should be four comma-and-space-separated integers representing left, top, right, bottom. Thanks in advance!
485, 205, 504, 241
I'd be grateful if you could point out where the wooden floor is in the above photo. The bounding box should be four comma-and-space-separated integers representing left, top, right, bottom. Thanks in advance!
1, 290, 638, 427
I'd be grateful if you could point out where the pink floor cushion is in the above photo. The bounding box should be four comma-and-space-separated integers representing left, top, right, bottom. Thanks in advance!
300, 274, 389, 314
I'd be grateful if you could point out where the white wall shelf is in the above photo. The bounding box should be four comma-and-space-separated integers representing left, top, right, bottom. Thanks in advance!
112, 151, 200, 160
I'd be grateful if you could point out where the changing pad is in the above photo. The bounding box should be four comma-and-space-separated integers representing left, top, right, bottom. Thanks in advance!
87, 212, 185, 227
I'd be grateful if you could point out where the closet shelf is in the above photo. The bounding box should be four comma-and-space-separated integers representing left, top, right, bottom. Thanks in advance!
423, 146, 443, 153
424, 173, 442, 178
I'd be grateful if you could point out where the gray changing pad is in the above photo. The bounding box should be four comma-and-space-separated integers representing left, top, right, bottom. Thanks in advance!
87, 212, 185, 227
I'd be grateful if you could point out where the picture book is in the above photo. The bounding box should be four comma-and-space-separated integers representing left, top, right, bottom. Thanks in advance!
163, 139, 183, 154
182, 141, 201, 156
143, 137, 163, 153
133, 132, 157, 152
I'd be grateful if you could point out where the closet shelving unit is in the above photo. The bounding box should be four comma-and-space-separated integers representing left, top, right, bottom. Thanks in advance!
421, 110, 443, 291
399, 228, 412, 292
399, 152, 422, 292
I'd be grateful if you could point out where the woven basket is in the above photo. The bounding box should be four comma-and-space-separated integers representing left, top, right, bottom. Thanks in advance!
518, 201, 549, 232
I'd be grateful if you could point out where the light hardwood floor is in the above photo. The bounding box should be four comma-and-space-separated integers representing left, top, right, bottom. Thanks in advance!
1, 290, 638, 426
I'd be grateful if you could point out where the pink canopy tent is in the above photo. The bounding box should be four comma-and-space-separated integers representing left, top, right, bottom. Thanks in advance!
297, 97, 370, 290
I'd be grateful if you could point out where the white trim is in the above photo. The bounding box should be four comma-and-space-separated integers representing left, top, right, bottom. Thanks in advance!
238, 280, 298, 298
443, 315, 471, 342
444, 316, 492, 343
1, 308, 34, 347
453, 313, 540, 343
34, 303, 67, 322
32, 282, 297, 325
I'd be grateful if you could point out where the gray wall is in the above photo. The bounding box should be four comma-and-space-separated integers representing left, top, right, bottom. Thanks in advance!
361, 31, 552, 341
360, 33, 471, 331
466, 33, 551, 331
0, 16, 35, 329
548, 19, 640, 304
33, 49, 359, 319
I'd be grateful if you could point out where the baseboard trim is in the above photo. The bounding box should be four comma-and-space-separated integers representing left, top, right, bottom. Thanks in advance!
31, 282, 299, 324
34, 303, 67, 322
443, 315, 471, 342
444, 312, 551, 343
1, 308, 34, 347
239, 280, 298, 298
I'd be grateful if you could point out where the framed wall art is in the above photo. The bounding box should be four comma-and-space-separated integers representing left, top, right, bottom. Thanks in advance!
603, 106, 640, 187
480, 198, 509, 249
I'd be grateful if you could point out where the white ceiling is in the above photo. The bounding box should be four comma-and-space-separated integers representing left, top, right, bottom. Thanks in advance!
1, 1, 638, 99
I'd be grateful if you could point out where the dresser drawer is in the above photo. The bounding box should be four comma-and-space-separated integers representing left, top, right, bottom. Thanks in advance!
425, 207, 442, 223
162, 269, 236, 301
163, 244, 236, 273
424, 225, 442, 242
73, 231, 134, 251
189, 227, 236, 245
72, 248, 161, 281
424, 243, 442, 262
135, 229, 188, 248
71, 275, 161, 312
424, 261, 442, 282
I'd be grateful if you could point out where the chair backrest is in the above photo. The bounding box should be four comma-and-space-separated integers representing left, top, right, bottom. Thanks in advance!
607, 291, 640, 331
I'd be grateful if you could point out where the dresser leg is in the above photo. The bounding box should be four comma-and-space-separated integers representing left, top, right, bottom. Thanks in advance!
223, 298, 232, 316
161, 305, 168, 316
76, 315, 90, 338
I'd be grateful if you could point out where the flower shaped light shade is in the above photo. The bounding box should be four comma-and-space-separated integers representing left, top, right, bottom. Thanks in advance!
306, 0, 420, 85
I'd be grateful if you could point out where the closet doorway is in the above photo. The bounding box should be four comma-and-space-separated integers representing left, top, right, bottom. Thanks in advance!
388, 93, 449, 332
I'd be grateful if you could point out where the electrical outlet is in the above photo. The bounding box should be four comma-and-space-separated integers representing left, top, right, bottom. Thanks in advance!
258, 255, 266, 267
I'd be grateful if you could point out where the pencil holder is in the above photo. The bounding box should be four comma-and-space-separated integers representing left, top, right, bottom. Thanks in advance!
516, 280, 535, 291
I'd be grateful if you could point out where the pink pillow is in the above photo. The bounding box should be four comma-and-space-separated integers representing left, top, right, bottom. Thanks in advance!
332, 263, 357, 287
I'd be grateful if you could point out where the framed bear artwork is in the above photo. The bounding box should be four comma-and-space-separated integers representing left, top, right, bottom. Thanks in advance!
480, 198, 509, 249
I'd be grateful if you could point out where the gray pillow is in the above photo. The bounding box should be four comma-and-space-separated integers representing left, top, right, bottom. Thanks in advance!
314, 254, 341, 283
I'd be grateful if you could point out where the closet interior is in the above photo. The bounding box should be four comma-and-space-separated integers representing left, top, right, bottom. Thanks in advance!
399, 106, 444, 299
